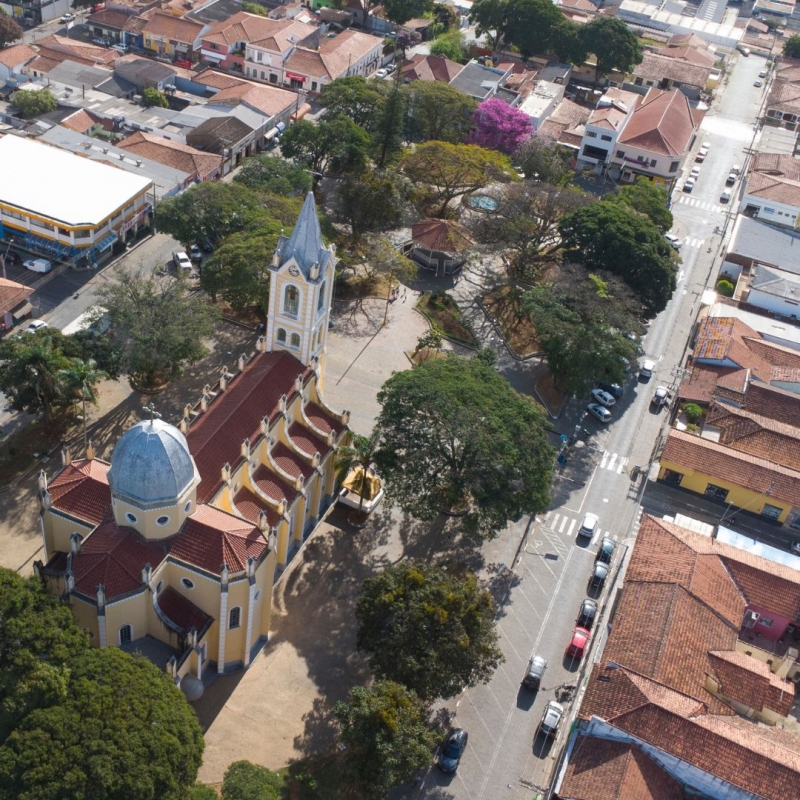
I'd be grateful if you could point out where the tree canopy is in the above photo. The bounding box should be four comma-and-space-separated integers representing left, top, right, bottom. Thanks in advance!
234, 154, 312, 196
401, 141, 515, 217
356, 562, 503, 699
319, 76, 387, 130
404, 80, 477, 143
559, 198, 677, 314
142, 87, 168, 108
374, 354, 553, 539
382, 0, 432, 24
0, 11, 23, 49
514, 136, 576, 187
784, 35, 800, 59
12, 88, 57, 119
430, 29, 467, 61
220, 761, 281, 800
606, 177, 673, 233
335, 170, 410, 243
468, 98, 532, 154
0, 647, 205, 800
98, 267, 219, 386
334, 680, 438, 799
580, 17, 643, 80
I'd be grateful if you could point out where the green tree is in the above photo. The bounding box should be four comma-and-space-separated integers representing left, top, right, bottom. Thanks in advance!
355, 562, 503, 699
189, 787, 219, 800
508, 0, 570, 59
234, 154, 312, 196
382, 0, 432, 24
404, 80, 477, 143
11, 88, 57, 119
319, 76, 387, 130
155, 181, 267, 249
0, 570, 87, 745
98, 267, 219, 386
221, 761, 281, 800
359, 235, 418, 286
335, 170, 410, 243
514, 136, 577, 186
580, 17, 643, 82
69, 328, 123, 380
142, 87, 168, 108
401, 141, 515, 217
683, 403, 702, 424
334, 681, 438, 800
281, 117, 370, 184
200, 225, 281, 312
372, 82, 407, 167
242, 1, 268, 13
606, 177, 673, 233
784, 34, 800, 58
430, 29, 467, 61
0, 10, 23, 49
335, 431, 381, 515
559, 199, 677, 314
0, 331, 74, 421
374, 354, 553, 539
0, 647, 205, 800
59, 358, 107, 447
469, 0, 512, 51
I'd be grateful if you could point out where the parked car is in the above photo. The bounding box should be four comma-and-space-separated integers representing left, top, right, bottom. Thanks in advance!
174, 59, 192, 69
651, 385, 669, 407
596, 536, 616, 564
664, 233, 682, 251
2, 250, 21, 265
60, 12, 75, 21
173, 251, 192, 271
754, 79, 763, 88
538, 701, 564, 738
438, 729, 468, 772
689, 166, 701, 180
189, 244, 202, 263
566, 626, 591, 659
21, 319, 48, 334
23, 258, 52, 273
598, 381, 623, 398
590, 561, 609, 590
731, 164, 742, 175
792, 541, 800, 555
375, 68, 388, 78
725, 172, 737, 186
578, 512, 599, 539
590, 388, 616, 408
720, 189, 732, 203
577, 598, 598, 629
587, 403, 611, 423
758, 70, 767, 79
201, 237, 214, 253
682, 178, 695, 193
521, 655, 547, 690
639, 359, 655, 380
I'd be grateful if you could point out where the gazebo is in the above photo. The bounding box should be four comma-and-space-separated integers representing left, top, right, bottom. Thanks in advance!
410, 219, 473, 278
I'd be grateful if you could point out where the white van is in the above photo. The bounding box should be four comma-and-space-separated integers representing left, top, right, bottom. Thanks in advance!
23, 258, 53, 273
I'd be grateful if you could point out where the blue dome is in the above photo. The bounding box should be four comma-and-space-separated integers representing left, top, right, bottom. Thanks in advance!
108, 419, 196, 506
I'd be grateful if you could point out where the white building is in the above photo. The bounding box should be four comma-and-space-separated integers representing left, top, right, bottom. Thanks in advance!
517, 80, 565, 131
740, 172, 800, 229
577, 88, 638, 166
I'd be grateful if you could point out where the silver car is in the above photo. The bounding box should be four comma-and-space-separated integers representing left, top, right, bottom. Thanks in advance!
539, 700, 564, 738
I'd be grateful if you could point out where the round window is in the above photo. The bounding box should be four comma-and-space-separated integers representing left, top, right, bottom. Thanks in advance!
126, 512, 138, 524
184, 501, 192, 513
156, 515, 169, 526
181, 578, 194, 590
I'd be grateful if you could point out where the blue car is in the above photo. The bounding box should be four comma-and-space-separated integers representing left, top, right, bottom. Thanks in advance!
598, 381, 623, 398
438, 728, 468, 772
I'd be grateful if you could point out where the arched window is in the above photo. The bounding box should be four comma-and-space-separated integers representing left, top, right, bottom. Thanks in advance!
277, 328, 287, 344
119, 624, 132, 645
290, 333, 301, 349
317, 281, 326, 312
284, 285, 299, 317
229, 606, 241, 629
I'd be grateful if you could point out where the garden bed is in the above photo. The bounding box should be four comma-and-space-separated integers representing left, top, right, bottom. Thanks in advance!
416, 292, 479, 347
482, 285, 541, 358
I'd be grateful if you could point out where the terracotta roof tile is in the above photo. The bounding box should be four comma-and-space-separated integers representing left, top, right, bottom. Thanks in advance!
743, 381, 800, 426
677, 362, 733, 403
767, 79, 800, 115
49, 458, 112, 525
192, 67, 249, 90
634, 52, 711, 89
252, 463, 297, 505
662, 428, 800, 508
745, 171, 800, 207
0, 277, 34, 315
411, 219, 473, 253
187, 350, 307, 504
232, 486, 280, 528
708, 650, 794, 716
287, 421, 329, 459
272, 442, 313, 481
559, 736, 686, 800
0, 43, 38, 69
72, 518, 168, 599
749, 152, 800, 179
400, 53, 463, 82
210, 82, 297, 118
118, 130, 222, 179
169, 503, 268, 573
157, 585, 212, 634
142, 10, 203, 44
656, 43, 716, 66
285, 29, 382, 81
618, 88, 696, 157
304, 401, 343, 437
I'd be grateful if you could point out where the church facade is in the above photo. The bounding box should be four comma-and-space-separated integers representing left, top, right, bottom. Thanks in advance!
35, 193, 350, 695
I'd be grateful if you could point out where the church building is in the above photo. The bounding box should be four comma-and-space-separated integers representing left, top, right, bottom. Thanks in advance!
35, 193, 349, 696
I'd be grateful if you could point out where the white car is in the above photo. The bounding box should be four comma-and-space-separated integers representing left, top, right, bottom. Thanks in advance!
21, 319, 48, 334
60, 12, 76, 21
689, 166, 700, 179
375, 68, 388, 78
664, 233, 682, 251
538, 700, 564, 738
640, 359, 655, 379
578, 512, 599, 538
590, 388, 616, 408
651, 386, 669, 407
587, 403, 611, 423
173, 251, 192, 271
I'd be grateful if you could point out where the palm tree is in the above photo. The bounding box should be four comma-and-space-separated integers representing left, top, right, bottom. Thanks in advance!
334, 430, 381, 516
2, 339, 72, 423
59, 359, 107, 448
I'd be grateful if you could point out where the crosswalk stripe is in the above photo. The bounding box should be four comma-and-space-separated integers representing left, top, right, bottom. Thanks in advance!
600, 451, 609, 469
559, 516, 568, 533
607, 453, 618, 472
550, 512, 560, 530
567, 519, 577, 537
616, 457, 628, 475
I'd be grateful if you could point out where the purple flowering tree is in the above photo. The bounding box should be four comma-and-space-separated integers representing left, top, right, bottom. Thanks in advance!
467, 98, 533, 155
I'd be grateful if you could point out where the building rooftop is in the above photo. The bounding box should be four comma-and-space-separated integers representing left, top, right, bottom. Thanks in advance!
400, 53, 463, 83
210, 81, 297, 118
449, 59, 509, 101
0, 277, 34, 316
142, 10, 205, 43
750, 263, 800, 301
745, 170, 800, 208
0, 43, 38, 69
618, 87, 696, 157
411, 218, 473, 253
749, 152, 800, 180
285, 29, 382, 81
705, 299, 800, 350
0, 134, 152, 227
118, 129, 222, 178
634, 51, 712, 88
727, 215, 800, 275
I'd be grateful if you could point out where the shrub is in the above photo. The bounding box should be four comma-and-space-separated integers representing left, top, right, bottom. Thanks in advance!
715, 279, 734, 297
683, 403, 703, 425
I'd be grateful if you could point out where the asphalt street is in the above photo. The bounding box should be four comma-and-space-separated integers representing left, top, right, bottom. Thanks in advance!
416, 51, 771, 800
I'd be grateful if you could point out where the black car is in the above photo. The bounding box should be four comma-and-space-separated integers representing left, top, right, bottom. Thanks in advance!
596, 536, 616, 564
2, 250, 21, 265
590, 561, 609, 590
438, 728, 468, 773
598, 381, 623, 399
577, 598, 598, 629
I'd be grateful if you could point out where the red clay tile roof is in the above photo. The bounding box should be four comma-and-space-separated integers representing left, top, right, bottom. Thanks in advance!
142, 10, 203, 43
400, 53, 463, 82
72, 519, 168, 600
634, 52, 711, 89
285, 29, 382, 81
232, 486, 281, 528
157, 585, 212, 634
33, 34, 118, 67
170, 503, 268, 574
743, 380, 800, 425
118, 130, 222, 179
49, 458, 112, 526
0, 277, 34, 315
187, 350, 307, 504
656, 43, 716, 67
749, 153, 800, 179
559, 736, 686, 799
411, 219, 473, 253
192, 67, 250, 90
662, 428, 800, 508
272, 442, 313, 481
618, 88, 696, 157
304, 401, 343, 437
708, 650, 795, 716
253, 463, 297, 505
678, 362, 737, 404
0, 43, 38, 69
745, 171, 800, 207
287, 421, 329, 459
210, 82, 297, 118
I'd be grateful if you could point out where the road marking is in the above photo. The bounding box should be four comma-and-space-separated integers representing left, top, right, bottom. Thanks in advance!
566, 518, 577, 537
607, 453, 617, 472
591, 529, 601, 545
559, 516, 568, 533
616, 457, 629, 475
548, 512, 560, 531
600, 451, 609, 470
677, 269, 685, 284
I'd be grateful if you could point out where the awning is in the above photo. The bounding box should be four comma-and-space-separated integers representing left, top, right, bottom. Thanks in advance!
342, 466, 382, 501
12, 302, 32, 321
93, 232, 117, 253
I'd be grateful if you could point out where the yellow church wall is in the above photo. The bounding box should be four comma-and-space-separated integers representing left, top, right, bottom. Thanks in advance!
110, 483, 197, 540
45, 514, 94, 561
70, 595, 101, 645
105, 592, 149, 647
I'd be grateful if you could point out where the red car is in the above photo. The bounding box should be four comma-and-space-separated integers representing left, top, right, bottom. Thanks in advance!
174, 59, 193, 69
566, 626, 591, 659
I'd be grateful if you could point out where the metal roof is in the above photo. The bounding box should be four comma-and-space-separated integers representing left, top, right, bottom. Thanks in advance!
728, 215, 800, 275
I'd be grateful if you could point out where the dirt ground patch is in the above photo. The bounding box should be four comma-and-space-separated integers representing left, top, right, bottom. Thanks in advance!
482, 286, 541, 358
416, 292, 478, 347
534, 370, 567, 418
0, 414, 74, 487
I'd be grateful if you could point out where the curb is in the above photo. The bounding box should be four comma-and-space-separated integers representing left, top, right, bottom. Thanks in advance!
475, 295, 544, 363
